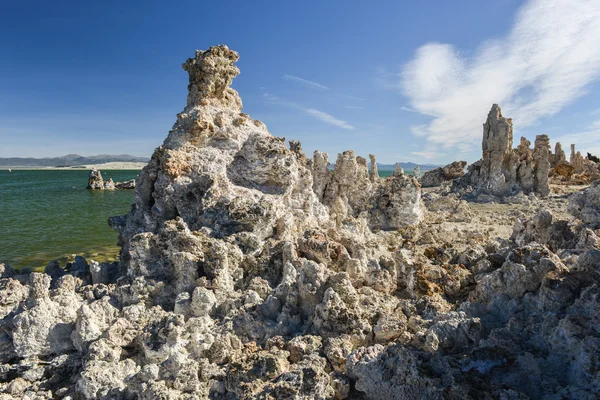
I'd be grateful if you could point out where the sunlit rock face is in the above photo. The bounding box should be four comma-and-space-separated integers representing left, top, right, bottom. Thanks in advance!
460, 104, 550, 199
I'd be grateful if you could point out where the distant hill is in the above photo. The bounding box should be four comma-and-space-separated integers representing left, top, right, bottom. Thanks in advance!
0, 154, 149, 167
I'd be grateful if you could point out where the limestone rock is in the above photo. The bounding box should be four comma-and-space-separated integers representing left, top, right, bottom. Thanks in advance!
87, 168, 104, 190
551, 142, 566, 168
76, 359, 139, 399
554, 162, 575, 179
311, 150, 423, 228
12, 274, 79, 358
71, 296, 119, 352
370, 172, 424, 229
412, 165, 421, 179
369, 154, 379, 183
569, 180, 600, 227
480, 104, 514, 195
346, 344, 468, 399
533, 134, 550, 197
459, 105, 551, 198
103, 178, 116, 190
420, 161, 466, 187
115, 179, 136, 189
87, 170, 136, 190
510, 209, 575, 249
553, 143, 600, 184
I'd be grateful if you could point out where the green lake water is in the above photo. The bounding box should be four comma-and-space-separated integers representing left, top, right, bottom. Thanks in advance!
0, 170, 138, 270
378, 170, 413, 177
0, 169, 413, 270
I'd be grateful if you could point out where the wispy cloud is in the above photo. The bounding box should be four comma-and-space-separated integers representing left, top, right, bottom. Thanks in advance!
399, 105, 436, 117
345, 95, 365, 101
283, 74, 329, 90
262, 92, 280, 102
345, 105, 364, 110
399, 0, 600, 151
553, 119, 600, 156
259, 87, 354, 130
411, 151, 446, 160
304, 108, 354, 130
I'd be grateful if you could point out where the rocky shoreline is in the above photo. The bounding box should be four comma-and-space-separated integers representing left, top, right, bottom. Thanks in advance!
1, 45, 599, 399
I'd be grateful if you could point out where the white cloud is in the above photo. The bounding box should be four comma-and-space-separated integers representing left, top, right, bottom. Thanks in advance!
283, 74, 329, 90
304, 108, 354, 130
399, 105, 436, 117
411, 151, 446, 160
400, 0, 600, 151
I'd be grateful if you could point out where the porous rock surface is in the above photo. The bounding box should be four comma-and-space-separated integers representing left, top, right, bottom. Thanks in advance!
419, 161, 466, 188
554, 144, 600, 185
2, 46, 600, 400
568, 180, 600, 227
459, 104, 552, 199
545, 142, 600, 186
87, 169, 136, 190
412, 165, 421, 179
86, 168, 104, 190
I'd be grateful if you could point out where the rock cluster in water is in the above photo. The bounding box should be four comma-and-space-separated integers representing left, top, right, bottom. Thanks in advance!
1, 46, 600, 399
87, 168, 136, 190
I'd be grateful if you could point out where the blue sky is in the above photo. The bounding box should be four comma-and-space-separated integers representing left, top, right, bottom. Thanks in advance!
1, 0, 599, 164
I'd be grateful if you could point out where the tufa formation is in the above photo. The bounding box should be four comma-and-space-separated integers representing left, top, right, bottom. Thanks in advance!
1, 46, 599, 399
460, 104, 550, 198
87, 168, 136, 190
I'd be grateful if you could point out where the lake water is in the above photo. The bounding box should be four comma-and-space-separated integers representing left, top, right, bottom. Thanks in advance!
0, 170, 138, 270
0, 168, 414, 270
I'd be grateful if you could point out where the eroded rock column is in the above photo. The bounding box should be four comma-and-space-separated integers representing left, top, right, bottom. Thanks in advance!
480, 104, 514, 196
533, 135, 550, 197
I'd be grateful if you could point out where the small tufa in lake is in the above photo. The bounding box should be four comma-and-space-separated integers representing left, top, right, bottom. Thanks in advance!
86, 168, 135, 190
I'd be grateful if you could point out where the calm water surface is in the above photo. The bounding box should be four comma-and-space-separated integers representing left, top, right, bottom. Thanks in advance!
0, 170, 138, 270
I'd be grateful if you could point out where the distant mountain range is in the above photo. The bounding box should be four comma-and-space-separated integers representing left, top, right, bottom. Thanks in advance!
0, 154, 439, 171
0, 154, 149, 167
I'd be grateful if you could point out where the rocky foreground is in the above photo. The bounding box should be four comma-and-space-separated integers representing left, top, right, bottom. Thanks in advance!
1, 46, 599, 400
